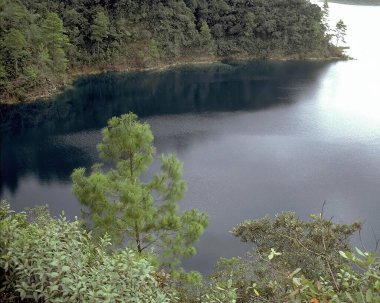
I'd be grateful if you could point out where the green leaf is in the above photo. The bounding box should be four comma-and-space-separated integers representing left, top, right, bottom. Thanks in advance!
62, 265, 70, 272
339, 251, 348, 259
49, 285, 59, 292
366, 289, 373, 302
50, 260, 59, 267
355, 247, 366, 257
50, 272, 60, 278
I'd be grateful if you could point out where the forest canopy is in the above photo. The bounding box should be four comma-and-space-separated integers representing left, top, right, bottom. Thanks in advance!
0, 0, 343, 102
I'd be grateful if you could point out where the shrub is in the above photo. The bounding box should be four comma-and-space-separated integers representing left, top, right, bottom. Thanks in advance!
0, 201, 172, 303
200, 279, 237, 303
174, 274, 237, 303
212, 211, 362, 302
290, 248, 380, 303
232, 211, 361, 281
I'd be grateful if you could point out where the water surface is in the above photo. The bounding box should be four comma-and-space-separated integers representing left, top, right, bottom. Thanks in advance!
1, 3, 380, 274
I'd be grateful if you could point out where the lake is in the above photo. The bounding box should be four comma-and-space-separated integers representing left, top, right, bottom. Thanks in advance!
1, 3, 379, 274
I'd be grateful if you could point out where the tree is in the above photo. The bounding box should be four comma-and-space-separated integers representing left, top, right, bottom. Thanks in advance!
199, 21, 215, 53
322, 0, 330, 33
334, 19, 347, 46
91, 11, 110, 55
200, 21, 212, 41
0, 0, 346, 102
40, 12, 69, 72
2, 29, 27, 77
71, 113, 208, 273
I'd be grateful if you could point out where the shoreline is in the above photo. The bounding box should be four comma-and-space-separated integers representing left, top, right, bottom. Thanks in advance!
0, 53, 348, 105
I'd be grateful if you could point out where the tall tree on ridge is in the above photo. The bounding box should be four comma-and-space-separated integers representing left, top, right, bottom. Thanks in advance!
2, 29, 27, 77
91, 11, 110, 56
334, 19, 347, 46
40, 12, 69, 72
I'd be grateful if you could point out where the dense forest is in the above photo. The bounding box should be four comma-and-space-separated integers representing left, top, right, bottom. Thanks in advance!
0, 0, 343, 103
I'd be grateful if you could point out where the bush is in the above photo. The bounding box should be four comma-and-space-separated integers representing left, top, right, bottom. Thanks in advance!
200, 279, 237, 303
232, 211, 361, 281
290, 248, 380, 303
212, 211, 362, 302
0, 201, 172, 303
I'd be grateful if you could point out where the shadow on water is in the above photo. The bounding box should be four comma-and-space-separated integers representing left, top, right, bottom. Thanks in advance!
0, 59, 331, 206
1, 135, 93, 195
0, 60, 331, 133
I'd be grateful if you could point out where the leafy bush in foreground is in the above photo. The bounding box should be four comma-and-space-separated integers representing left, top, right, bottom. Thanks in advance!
0, 201, 172, 303
212, 211, 365, 302
290, 248, 380, 303
1, 200, 378, 303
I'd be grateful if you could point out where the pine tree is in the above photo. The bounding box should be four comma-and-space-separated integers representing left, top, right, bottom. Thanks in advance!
199, 21, 215, 53
40, 12, 69, 72
2, 29, 27, 77
322, 0, 330, 33
71, 113, 208, 273
334, 19, 347, 46
91, 11, 110, 56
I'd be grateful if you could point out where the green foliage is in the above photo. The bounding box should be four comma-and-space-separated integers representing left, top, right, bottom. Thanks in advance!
0, 0, 70, 100
290, 248, 380, 303
201, 279, 237, 303
2, 28, 27, 76
174, 270, 237, 303
233, 211, 361, 280
334, 19, 348, 46
148, 39, 160, 59
0, 0, 344, 102
91, 11, 110, 56
211, 211, 362, 302
1, 202, 376, 303
322, 0, 331, 33
40, 12, 69, 72
209, 244, 380, 303
71, 113, 208, 274
0, 201, 172, 303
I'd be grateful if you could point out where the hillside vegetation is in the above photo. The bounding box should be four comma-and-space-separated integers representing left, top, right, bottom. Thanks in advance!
0, 0, 343, 103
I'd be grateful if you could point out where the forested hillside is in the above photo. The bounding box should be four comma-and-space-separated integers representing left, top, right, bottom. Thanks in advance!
328, 0, 380, 5
0, 0, 343, 103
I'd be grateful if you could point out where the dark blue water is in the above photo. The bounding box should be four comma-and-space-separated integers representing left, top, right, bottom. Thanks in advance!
1, 3, 380, 275
0, 60, 329, 197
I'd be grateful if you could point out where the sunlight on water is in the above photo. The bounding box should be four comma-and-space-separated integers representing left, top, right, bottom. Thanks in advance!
316, 4, 380, 140
327, 3, 380, 61
317, 61, 380, 139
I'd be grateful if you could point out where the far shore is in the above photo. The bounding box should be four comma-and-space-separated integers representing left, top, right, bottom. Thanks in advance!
1, 52, 349, 105
327, 0, 380, 5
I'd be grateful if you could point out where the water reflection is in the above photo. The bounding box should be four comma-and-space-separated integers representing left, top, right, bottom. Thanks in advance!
1, 3, 380, 275
1, 134, 93, 195
0, 60, 331, 196
0, 61, 329, 133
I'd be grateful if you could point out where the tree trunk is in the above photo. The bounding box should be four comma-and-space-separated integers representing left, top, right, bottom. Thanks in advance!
135, 222, 142, 253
